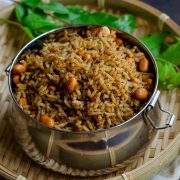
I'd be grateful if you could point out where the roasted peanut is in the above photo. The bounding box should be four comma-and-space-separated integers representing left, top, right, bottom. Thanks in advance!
138, 58, 149, 72
12, 75, 20, 84
40, 115, 55, 128
147, 78, 153, 88
83, 53, 92, 61
68, 77, 77, 93
100, 26, 110, 36
19, 97, 28, 106
12, 64, 26, 74
115, 38, 123, 46
134, 88, 148, 101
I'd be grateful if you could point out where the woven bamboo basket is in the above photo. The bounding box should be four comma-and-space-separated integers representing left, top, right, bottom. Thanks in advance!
0, 0, 180, 179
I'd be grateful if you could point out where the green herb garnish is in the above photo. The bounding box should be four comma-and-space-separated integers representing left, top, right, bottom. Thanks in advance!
141, 33, 180, 89
9, 0, 137, 38
140, 33, 167, 57
159, 41, 180, 66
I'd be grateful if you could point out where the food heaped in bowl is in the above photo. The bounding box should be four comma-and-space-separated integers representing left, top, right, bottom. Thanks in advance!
11, 26, 154, 132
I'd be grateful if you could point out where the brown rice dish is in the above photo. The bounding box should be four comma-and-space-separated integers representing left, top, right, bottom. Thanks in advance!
12, 26, 153, 132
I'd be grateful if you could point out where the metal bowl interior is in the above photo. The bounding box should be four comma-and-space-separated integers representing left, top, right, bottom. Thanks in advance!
7, 24, 158, 135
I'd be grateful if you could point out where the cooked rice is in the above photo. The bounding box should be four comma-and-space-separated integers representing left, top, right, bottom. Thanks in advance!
12, 26, 153, 132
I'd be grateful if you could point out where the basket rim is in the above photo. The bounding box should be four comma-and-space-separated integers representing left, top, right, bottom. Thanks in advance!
106, 132, 180, 180
0, 1, 179, 179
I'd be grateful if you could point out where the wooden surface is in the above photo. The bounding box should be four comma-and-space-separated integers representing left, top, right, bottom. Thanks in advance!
0, 1, 180, 179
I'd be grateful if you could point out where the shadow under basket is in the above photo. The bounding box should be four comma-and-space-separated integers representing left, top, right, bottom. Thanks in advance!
0, 0, 180, 179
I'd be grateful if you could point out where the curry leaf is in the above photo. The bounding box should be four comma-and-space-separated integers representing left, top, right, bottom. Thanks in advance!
23, 13, 60, 31
111, 14, 136, 33
67, 6, 89, 15
140, 33, 167, 57
23, 0, 41, 7
22, 26, 34, 39
172, 72, 180, 87
141, 33, 180, 89
71, 13, 97, 24
72, 13, 136, 33
55, 14, 73, 24
156, 58, 179, 89
37, 2, 69, 14
56, 5, 90, 22
159, 41, 180, 65
27, 8, 46, 18
15, 5, 26, 22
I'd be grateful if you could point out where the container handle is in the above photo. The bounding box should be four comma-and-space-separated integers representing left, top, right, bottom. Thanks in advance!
144, 90, 175, 129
